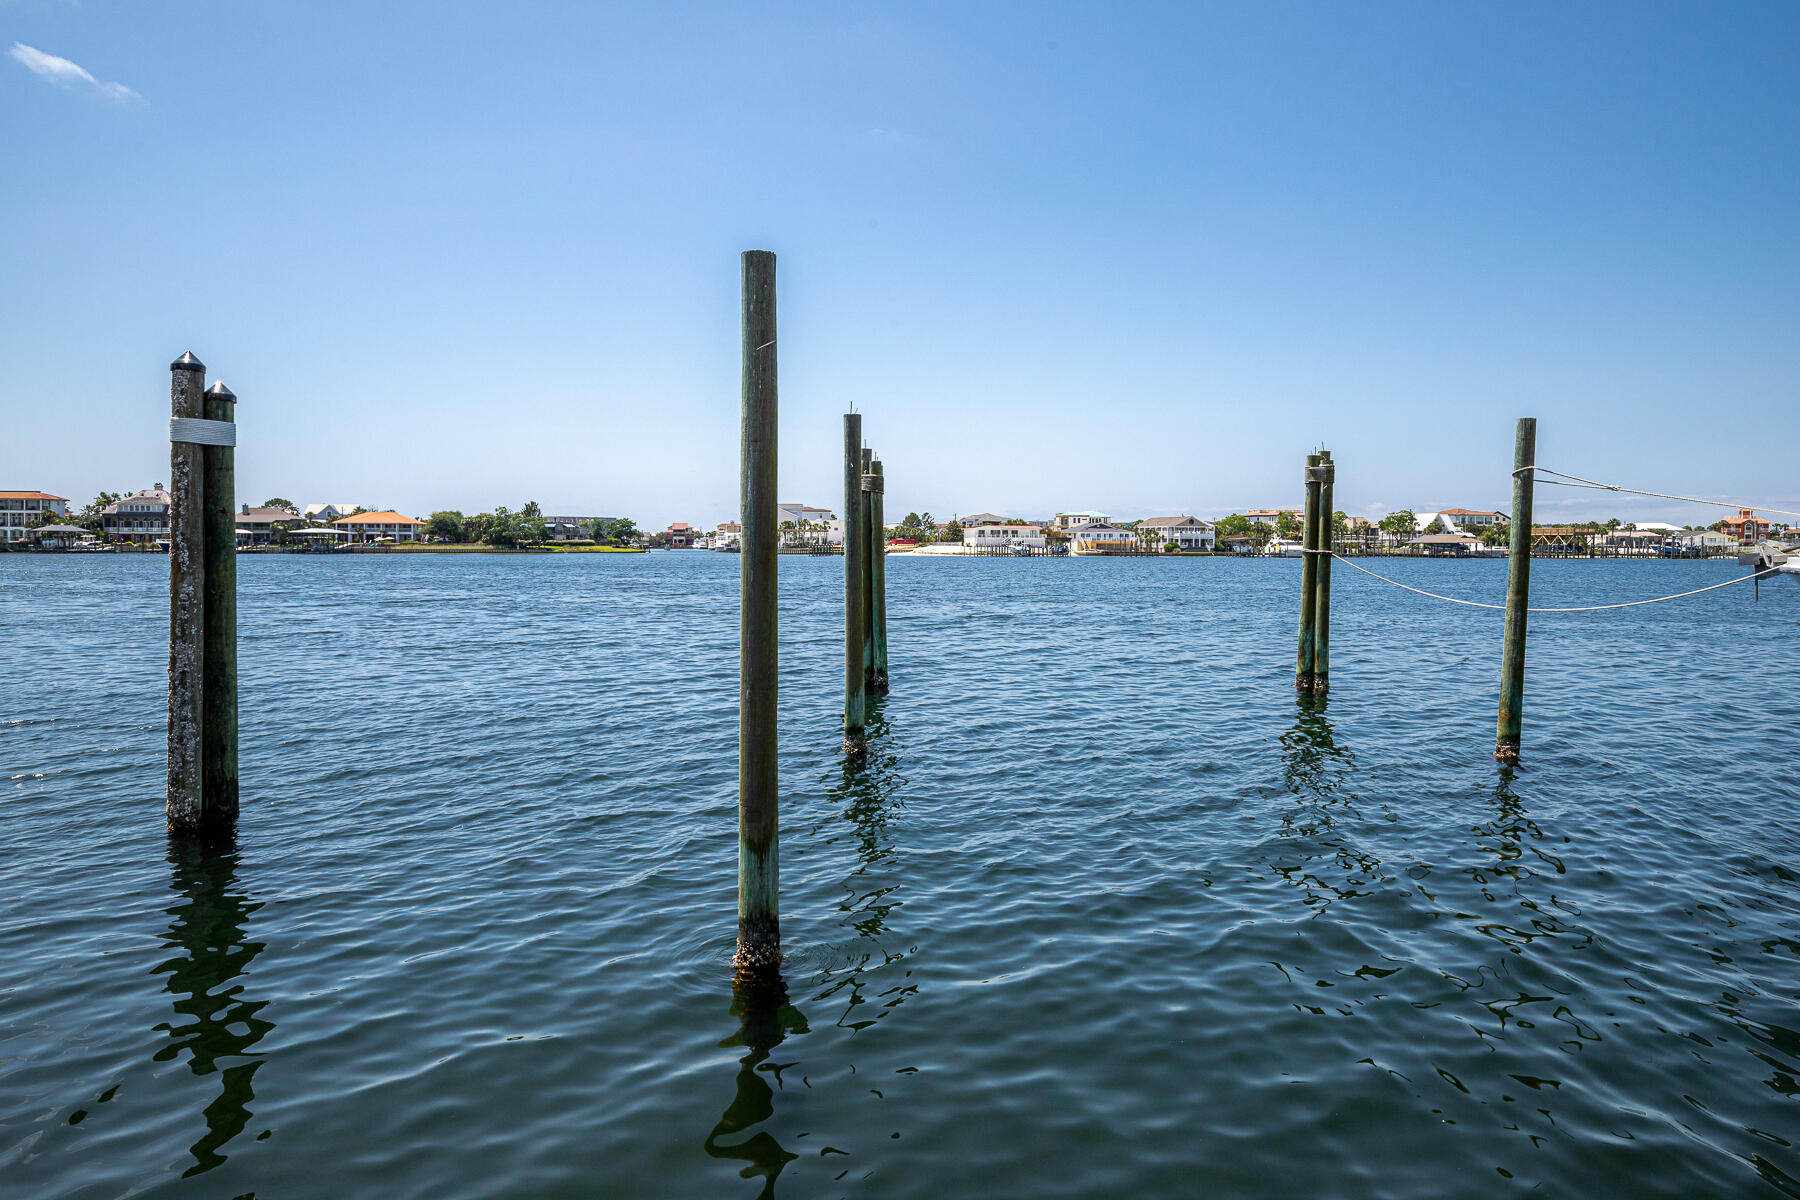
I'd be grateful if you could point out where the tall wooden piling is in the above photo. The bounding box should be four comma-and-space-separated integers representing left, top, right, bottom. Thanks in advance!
843, 414, 867, 755
860, 456, 882, 690
201, 382, 239, 827
167, 353, 207, 832
737, 250, 781, 976
1495, 417, 1537, 763
1295, 452, 1322, 692
860, 448, 877, 692
1311, 450, 1334, 695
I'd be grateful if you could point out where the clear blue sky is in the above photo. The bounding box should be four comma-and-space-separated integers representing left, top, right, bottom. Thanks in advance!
5, 2, 1797, 529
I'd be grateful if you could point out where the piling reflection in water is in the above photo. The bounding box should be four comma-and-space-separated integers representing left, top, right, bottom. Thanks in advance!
153, 835, 272, 1178
817, 706, 918, 1033
704, 978, 809, 1197
1274, 697, 1375, 911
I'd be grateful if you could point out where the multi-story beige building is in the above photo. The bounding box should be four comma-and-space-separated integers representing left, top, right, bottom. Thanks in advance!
1, 491, 69, 543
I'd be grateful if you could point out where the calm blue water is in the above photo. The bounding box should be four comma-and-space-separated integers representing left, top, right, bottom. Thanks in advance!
3, 552, 1797, 1198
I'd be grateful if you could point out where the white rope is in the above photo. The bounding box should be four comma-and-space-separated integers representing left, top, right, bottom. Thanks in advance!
1313, 549, 1774, 612
1516, 465, 1800, 521
169, 417, 236, 447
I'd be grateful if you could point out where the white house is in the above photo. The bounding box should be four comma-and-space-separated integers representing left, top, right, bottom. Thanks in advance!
1053, 511, 1110, 530
1066, 521, 1139, 554
1437, 508, 1508, 531
1245, 507, 1302, 527
333, 510, 425, 543
962, 523, 1046, 550
1, 491, 69, 543
1139, 515, 1214, 551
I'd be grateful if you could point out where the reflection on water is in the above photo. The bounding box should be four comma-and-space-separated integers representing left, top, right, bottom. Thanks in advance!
817, 707, 918, 1034
153, 835, 271, 1178
1275, 697, 1374, 911
704, 978, 810, 1196
704, 707, 919, 1195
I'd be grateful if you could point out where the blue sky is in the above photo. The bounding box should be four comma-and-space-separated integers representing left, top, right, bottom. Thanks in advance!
4, 2, 1797, 528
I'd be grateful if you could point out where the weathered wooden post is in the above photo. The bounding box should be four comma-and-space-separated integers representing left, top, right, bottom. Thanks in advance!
860, 447, 877, 692
1295, 452, 1322, 692
167, 352, 208, 833
737, 250, 781, 978
201, 382, 239, 826
1495, 417, 1537, 763
860, 456, 882, 690
1311, 449, 1334, 695
843, 414, 867, 755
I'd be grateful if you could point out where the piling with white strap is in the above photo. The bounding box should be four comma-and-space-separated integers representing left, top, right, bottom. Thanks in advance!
167, 354, 240, 838
167, 353, 207, 832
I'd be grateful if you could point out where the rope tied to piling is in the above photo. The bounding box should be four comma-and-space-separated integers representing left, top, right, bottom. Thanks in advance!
1302, 547, 1776, 612
1513, 465, 1800, 521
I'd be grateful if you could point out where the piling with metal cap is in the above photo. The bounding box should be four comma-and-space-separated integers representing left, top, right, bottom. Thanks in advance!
843, 413, 867, 755
167, 352, 207, 832
1295, 452, 1322, 692
737, 250, 781, 978
1495, 418, 1537, 762
869, 459, 888, 693
201, 382, 239, 827
1311, 450, 1334, 695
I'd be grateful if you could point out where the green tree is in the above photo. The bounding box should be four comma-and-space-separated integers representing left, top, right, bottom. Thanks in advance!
262, 497, 295, 509
1421, 517, 1447, 535
1274, 510, 1301, 540
522, 500, 542, 520
1215, 513, 1251, 539
519, 516, 548, 545
463, 512, 493, 544
70, 491, 119, 534
425, 510, 466, 542
483, 506, 520, 547
943, 519, 964, 543
1378, 510, 1417, 542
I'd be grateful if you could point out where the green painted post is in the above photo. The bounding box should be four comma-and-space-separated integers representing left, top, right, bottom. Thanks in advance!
736, 250, 781, 978
201, 382, 239, 829
843, 413, 866, 755
869, 459, 888, 693
1495, 417, 1537, 762
167, 352, 207, 833
1311, 450, 1334, 695
1295, 452, 1322, 692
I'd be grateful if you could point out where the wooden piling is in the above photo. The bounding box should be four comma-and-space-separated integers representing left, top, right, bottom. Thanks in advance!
843, 414, 867, 755
860, 448, 878, 692
860, 456, 882, 690
1495, 418, 1537, 763
736, 250, 781, 977
167, 352, 207, 833
1311, 450, 1334, 695
1295, 452, 1322, 692
201, 382, 239, 828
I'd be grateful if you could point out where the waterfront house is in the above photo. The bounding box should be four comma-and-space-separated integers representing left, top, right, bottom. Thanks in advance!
962, 523, 1046, 550
664, 522, 697, 548
1245, 507, 1302, 526
237, 504, 300, 544
333, 511, 424, 543
959, 512, 1009, 527
1220, 534, 1260, 555
1600, 527, 1666, 556
1066, 521, 1139, 554
1666, 529, 1736, 557
102, 487, 171, 545
1436, 508, 1508, 532
777, 503, 834, 527
1053, 511, 1110, 530
1721, 508, 1770, 543
1, 491, 69, 544
303, 502, 360, 522
1139, 515, 1215, 551
714, 522, 742, 548
542, 516, 612, 541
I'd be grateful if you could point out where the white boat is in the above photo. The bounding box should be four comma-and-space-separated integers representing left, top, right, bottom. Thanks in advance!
1268, 538, 1305, 557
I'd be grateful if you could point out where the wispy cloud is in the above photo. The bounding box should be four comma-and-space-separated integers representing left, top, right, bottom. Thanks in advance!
9, 42, 138, 101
